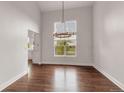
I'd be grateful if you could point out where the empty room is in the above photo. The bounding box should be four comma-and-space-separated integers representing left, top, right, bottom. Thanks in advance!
0, 1, 124, 92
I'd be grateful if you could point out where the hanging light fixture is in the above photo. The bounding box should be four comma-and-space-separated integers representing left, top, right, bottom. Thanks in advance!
53, 1, 75, 38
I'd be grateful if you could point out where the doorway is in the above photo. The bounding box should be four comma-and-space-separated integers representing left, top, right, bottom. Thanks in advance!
27, 30, 41, 75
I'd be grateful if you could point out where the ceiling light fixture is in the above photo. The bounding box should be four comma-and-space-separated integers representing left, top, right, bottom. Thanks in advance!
53, 1, 75, 38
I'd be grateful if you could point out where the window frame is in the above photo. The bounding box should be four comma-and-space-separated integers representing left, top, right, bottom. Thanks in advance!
53, 20, 77, 57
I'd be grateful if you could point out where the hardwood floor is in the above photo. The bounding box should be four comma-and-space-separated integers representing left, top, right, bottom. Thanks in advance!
3, 63, 122, 92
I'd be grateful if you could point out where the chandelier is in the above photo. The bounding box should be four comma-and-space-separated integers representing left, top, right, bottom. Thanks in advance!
53, 1, 75, 38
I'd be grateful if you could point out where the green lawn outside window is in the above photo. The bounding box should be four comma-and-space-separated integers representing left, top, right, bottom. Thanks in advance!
55, 40, 76, 56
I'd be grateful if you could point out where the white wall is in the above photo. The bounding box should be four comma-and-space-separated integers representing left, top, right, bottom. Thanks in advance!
10, 1, 41, 28
0, 1, 41, 90
41, 6, 93, 65
93, 1, 124, 89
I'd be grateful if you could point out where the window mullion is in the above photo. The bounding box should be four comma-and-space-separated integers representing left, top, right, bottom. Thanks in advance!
64, 45, 66, 56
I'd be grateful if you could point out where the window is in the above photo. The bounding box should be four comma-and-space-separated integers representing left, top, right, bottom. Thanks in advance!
54, 20, 77, 57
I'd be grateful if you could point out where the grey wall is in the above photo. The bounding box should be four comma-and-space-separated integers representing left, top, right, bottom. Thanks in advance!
93, 1, 124, 89
41, 6, 93, 65
0, 1, 41, 90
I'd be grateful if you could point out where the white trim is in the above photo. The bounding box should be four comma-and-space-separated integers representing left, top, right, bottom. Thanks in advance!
32, 61, 42, 65
54, 55, 76, 57
0, 70, 27, 91
93, 64, 124, 91
42, 61, 93, 66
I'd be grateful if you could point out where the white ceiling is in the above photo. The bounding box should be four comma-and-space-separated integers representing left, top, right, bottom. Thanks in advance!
38, 1, 93, 12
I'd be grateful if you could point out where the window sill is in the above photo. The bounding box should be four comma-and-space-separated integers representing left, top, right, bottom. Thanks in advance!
54, 55, 76, 57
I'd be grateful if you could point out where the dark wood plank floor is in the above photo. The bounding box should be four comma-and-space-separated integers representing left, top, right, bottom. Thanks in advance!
3, 62, 122, 92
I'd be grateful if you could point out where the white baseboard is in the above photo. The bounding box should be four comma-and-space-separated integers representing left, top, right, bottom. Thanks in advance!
42, 61, 93, 66
32, 62, 42, 65
0, 70, 27, 91
93, 64, 124, 91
